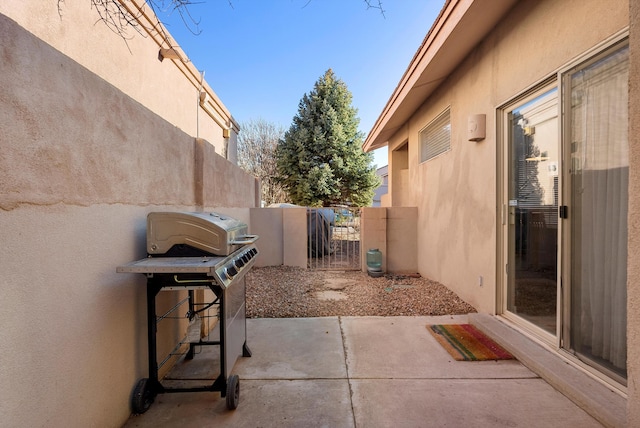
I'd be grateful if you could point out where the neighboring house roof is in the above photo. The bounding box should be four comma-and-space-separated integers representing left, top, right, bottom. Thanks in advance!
363, 0, 517, 152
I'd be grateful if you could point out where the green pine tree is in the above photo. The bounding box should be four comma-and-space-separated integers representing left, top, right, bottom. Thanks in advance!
276, 69, 380, 207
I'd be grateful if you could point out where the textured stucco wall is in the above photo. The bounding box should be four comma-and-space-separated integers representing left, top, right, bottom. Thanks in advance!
388, 0, 628, 314
250, 208, 285, 267
0, 0, 238, 158
361, 207, 388, 272
249, 207, 307, 268
360, 207, 418, 275
386, 207, 418, 274
0, 11, 255, 427
627, 0, 639, 424
1, 16, 194, 210
283, 208, 308, 268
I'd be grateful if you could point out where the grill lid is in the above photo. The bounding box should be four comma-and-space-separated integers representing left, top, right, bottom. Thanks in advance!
146, 211, 256, 256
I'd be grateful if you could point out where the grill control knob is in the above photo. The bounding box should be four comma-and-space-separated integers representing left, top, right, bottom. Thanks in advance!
242, 254, 250, 263
235, 258, 245, 268
227, 265, 238, 277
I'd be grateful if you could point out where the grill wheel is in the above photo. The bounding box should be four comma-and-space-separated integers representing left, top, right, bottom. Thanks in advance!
132, 378, 154, 414
226, 374, 240, 410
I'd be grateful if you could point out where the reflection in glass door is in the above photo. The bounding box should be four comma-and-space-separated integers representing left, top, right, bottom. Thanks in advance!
507, 88, 558, 335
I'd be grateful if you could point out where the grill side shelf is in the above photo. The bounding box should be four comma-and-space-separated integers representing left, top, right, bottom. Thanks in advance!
116, 257, 223, 274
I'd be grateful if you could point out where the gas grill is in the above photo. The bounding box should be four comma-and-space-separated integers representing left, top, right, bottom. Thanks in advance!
117, 211, 259, 413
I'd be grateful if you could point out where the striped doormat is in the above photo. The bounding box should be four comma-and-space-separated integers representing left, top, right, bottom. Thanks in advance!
428, 324, 514, 361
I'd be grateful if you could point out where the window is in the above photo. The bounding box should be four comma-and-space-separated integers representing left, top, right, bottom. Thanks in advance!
420, 108, 451, 163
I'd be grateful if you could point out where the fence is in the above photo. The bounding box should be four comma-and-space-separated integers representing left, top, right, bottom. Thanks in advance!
307, 207, 361, 270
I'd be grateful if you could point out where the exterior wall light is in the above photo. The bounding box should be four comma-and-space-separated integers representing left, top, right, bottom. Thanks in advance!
468, 114, 486, 142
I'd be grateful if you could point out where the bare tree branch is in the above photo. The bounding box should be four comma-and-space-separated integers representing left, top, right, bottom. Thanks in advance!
58, 0, 386, 43
363, 0, 385, 17
145, 0, 205, 35
238, 119, 289, 206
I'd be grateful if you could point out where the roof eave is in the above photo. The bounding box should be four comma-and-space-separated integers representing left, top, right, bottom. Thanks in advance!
363, 0, 518, 153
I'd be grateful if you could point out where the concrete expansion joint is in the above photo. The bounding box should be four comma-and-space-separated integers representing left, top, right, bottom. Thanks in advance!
338, 316, 358, 428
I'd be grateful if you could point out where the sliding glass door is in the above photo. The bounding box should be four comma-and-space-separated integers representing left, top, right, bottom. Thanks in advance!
502, 40, 628, 382
506, 87, 559, 336
565, 44, 629, 381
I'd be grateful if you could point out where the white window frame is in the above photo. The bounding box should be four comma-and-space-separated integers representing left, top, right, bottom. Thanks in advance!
419, 107, 451, 163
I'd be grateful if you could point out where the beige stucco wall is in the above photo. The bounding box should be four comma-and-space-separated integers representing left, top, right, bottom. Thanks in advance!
627, 0, 639, 424
250, 207, 307, 268
251, 208, 285, 266
387, 0, 629, 313
0, 9, 255, 427
283, 208, 308, 267
360, 207, 418, 274
0, 0, 238, 158
387, 207, 418, 274
361, 208, 388, 272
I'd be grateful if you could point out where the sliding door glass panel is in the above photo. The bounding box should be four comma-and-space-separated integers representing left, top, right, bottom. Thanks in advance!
507, 88, 558, 335
568, 45, 628, 379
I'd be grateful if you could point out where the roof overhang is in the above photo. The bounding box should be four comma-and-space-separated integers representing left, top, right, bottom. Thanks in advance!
363, 0, 517, 152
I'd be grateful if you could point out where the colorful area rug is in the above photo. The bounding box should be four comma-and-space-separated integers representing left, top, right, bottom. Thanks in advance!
428, 324, 514, 361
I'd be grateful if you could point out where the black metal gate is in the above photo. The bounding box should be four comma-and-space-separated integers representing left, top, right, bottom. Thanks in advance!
307, 207, 360, 270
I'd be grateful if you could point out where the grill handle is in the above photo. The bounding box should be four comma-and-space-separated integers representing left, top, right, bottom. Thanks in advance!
230, 235, 259, 245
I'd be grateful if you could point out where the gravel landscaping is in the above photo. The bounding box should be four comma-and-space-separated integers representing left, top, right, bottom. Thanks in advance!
245, 266, 477, 318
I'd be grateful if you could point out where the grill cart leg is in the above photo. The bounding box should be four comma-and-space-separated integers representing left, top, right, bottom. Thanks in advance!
146, 280, 163, 388
132, 278, 164, 414
186, 290, 196, 360
243, 342, 252, 357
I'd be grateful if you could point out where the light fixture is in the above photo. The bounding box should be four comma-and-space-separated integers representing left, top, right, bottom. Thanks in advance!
468, 114, 486, 142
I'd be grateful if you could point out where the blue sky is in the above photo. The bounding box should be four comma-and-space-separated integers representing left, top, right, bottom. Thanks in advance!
155, 1, 444, 168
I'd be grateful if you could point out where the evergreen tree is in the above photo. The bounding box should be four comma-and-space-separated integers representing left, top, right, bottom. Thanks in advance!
276, 69, 380, 207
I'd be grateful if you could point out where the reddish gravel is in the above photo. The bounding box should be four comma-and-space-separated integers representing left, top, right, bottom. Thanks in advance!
245, 266, 476, 318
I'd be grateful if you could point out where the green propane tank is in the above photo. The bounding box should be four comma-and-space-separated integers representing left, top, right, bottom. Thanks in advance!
366, 248, 383, 277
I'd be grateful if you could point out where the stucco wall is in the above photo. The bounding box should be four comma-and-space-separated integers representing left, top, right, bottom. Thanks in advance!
251, 208, 284, 266
388, 0, 629, 313
387, 207, 418, 274
0, 12, 255, 427
361, 207, 388, 272
627, 0, 639, 424
0, 0, 238, 158
250, 207, 307, 268
360, 207, 418, 275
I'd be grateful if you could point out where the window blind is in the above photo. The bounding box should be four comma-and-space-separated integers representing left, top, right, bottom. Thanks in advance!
420, 108, 451, 163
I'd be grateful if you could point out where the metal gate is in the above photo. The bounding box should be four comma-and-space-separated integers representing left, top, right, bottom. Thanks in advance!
307, 207, 361, 270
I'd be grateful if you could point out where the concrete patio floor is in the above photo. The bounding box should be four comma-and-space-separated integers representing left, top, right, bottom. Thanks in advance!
123, 315, 604, 428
